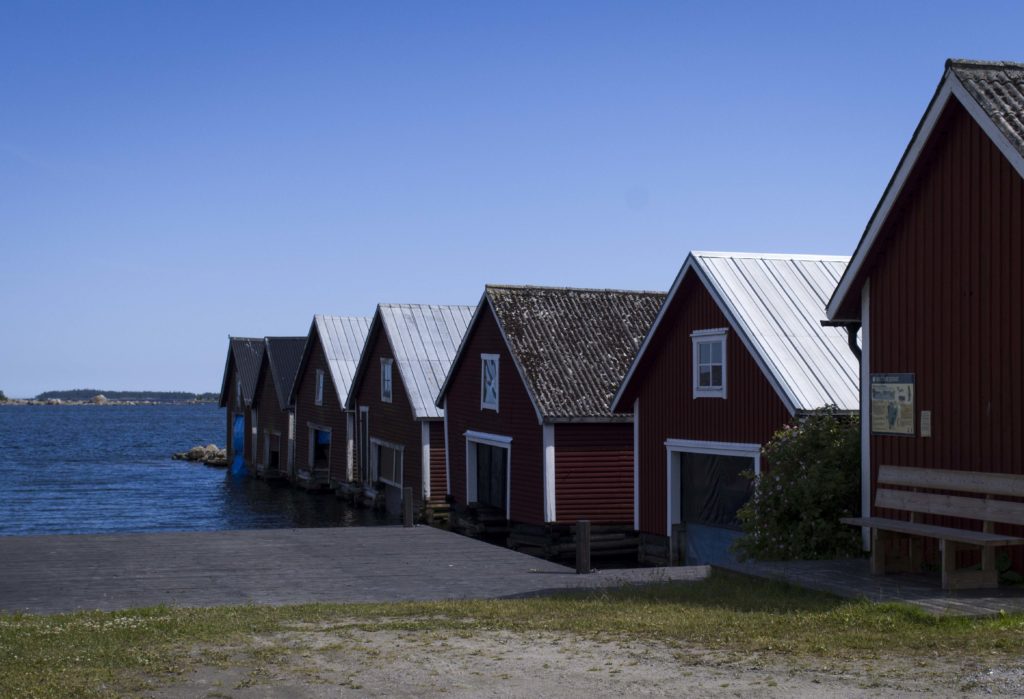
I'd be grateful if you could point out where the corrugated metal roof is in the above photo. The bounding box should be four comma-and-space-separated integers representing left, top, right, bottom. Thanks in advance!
378, 304, 475, 419
694, 252, 858, 412
264, 336, 307, 411
315, 315, 372, 407
486, 285, 665, 421
219, 337, 265, 407
950, 59, 1024, 160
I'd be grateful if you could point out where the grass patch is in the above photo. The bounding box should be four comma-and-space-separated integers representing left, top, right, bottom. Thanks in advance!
2, 570, 1023, 697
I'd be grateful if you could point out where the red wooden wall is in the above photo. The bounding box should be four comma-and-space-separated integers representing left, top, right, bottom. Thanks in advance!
293, 330, 352, 484
428, 420, 447, 507
554, 422, 633, 525
252, 357, 292, 471
444, 304, 544, 525
352, 325, 425, 505
625, 272, 791, 536
866, 99, 1024, 551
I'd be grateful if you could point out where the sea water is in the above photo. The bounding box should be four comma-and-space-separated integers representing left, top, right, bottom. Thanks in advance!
0, 403, 390, 536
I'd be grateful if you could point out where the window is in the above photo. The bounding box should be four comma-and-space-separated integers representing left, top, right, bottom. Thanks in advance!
314, 369, 325, 406
373, 440, 403, 487
380, 358, 393, 403
691, 329, 727, 398
480, 354, 499, 411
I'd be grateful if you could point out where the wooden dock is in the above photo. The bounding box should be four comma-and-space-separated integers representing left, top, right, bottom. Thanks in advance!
0, 526, 709, 615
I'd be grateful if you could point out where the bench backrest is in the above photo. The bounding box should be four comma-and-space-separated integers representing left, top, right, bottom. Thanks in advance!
876, 465, 1024, 527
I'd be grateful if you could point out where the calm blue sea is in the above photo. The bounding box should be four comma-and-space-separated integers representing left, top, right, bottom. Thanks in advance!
0, 403, 390, 536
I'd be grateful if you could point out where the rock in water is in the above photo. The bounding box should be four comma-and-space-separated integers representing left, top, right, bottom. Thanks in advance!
173, 444, 227, 466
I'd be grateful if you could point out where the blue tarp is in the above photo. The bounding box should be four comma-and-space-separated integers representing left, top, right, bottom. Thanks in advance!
684, 523, 742, 566
231, 415, 247, 476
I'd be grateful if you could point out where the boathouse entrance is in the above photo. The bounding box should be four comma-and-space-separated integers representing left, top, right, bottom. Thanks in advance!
465, 432, 511, 516
666, 440, 758, 565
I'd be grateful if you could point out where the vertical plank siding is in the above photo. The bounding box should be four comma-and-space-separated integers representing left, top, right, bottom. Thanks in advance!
428, 420, 447, 506
252, 361, 292, 473
444, 305, 544, 525
867, 99, 1024, 565
554, 423, 634, 525
293, 330, 351, 486
352, 326, 424, 505
630, 274, 791, 535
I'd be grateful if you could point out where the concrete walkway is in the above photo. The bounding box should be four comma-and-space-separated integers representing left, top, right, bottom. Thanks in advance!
720, 558, 1024, 617
0, 526, 709, 615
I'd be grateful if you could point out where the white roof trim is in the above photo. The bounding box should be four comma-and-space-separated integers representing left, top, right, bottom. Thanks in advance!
827, 70, 1024, 320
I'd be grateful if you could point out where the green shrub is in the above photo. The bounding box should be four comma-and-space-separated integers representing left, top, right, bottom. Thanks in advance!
735, 406, 861, 561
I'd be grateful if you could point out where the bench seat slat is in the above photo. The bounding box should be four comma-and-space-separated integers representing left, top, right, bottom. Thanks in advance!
841, 516, 1024, 546
879, 464, 1024, 498
874, 487, 1024, 527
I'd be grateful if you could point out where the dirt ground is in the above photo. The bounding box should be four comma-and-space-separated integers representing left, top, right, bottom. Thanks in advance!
147, 624, 1024, 698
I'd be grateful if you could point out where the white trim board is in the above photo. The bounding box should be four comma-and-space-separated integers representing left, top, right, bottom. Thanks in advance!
827, 71, 1024, 321
543, 424, 556, 523
421, 421, 431, 501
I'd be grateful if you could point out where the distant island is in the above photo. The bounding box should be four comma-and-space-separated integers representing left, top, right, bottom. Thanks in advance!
1, 390, 219, 405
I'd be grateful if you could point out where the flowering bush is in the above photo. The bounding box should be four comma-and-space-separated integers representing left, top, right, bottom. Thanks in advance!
734, 406, 861, 561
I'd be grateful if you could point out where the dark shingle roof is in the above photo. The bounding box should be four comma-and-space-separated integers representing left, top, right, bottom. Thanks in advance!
264, 337, 307, 411
949, 59, 1024, 159
218, 337, 265, 407
486, 285, 665, 420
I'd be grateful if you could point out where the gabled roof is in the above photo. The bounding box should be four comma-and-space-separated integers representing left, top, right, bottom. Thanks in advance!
613, 252, 858, 415
437, 285, 665, 422
289, 315, 372, 408
258, 336, 307, 411
827, 58, 1024, 320
218, 337, 265, 408
347, 304, 475, 420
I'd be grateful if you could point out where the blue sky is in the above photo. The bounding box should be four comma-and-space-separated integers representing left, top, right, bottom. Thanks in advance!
1, 1, 1022, 396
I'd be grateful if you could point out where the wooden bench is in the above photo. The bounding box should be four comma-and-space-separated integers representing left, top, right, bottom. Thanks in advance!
842, 465, 1024, 590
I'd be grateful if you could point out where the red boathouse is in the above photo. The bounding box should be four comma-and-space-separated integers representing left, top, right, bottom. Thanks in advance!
345, 304, 474, 518
289, 315, 372, 490
251, 336, 307, 480
613, 252, 859, 565
218, 337, 265, 472
436, 285, 664, 560
826, 60, 1024, 576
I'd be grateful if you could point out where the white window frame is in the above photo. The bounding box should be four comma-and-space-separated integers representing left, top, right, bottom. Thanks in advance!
663, 439, 761, 537
691, 328, 728, 399
371, 437, 404, 488
465, 430, 512, 515
380, 358, 393, 403
480, 354, 500, 411
314, 369, 325, 406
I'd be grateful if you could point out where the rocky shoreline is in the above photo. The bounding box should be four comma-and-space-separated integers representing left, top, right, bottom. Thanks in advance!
2, 397, 216, 406
172, 444, 228, 467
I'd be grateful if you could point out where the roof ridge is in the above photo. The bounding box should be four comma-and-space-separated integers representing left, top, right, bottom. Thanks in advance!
692, 250, 851, 262
486, 283, 665, 295
947, 58, 1024, 70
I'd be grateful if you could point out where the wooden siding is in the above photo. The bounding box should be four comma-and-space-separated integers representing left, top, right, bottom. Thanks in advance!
223, 358, 254, 467
554, 423, 633, 525
428, 420, 447, 506
352, 325, 424, 505
866, 99, 1024, 564
293, 329, 351, 485
252, 359, 292, 472
631, 272, 792, 535
444, 304, 545, 525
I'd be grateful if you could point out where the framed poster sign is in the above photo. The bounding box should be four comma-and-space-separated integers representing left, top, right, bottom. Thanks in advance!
870, 373, 915, 436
